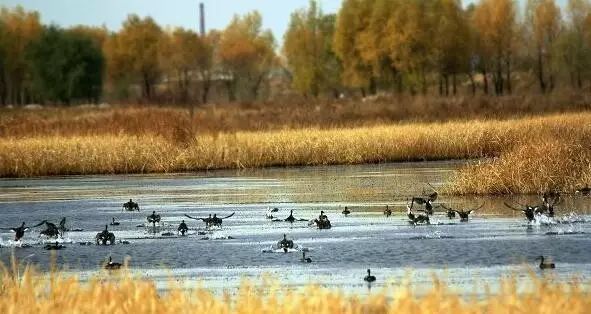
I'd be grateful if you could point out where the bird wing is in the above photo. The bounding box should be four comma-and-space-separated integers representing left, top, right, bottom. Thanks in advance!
184, 214, 207, 221
468, 202, 486, 214
438, 203, 452, 211
221, 212, 235, 219
32, 220, 48, 228
59, 217, 66, 227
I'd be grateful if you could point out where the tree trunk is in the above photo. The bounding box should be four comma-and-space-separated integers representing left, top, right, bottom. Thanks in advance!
481, 68, 489, 95
537, 48, 546, 93
505, 56, 512, 95
452, 72, 457, 96
468, 73, 476, 96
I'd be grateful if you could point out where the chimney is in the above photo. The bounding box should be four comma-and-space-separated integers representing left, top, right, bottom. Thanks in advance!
199, 2, 205, 36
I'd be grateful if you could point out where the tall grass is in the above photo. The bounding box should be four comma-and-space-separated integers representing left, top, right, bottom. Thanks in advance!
1, 112, 590, 179
0, 267, 589, 313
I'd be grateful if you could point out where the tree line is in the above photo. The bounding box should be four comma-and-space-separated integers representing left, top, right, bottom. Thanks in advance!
1, 0, 591, 105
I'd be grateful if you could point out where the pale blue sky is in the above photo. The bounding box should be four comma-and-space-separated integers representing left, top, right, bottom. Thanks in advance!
1, 0, 568, 42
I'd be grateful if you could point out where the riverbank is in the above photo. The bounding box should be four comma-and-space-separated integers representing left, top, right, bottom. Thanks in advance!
0, 112, 589, 194
0, 268, 588, 314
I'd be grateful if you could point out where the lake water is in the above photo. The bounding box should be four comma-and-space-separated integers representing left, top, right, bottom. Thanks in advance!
1, 161, 590, 297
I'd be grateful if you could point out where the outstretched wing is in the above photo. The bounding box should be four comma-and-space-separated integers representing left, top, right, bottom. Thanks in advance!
184, 214, 206, 221
503, 202, 522, 212
221, 212, 235, 220
468, 202, 485, 214
438, 203, 452, 211
59, 217, 66, 227
412, 197, 427, 205
32, 220, 48, 228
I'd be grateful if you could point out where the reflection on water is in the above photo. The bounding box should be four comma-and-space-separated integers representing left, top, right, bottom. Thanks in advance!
0, 161, 590, 296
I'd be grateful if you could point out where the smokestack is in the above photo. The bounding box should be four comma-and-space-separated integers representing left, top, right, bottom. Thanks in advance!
199, 2, 205, 36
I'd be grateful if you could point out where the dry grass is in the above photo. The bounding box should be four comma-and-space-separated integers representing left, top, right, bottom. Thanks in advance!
0, 266, 589, 314
2, 93, 590, 139
1, 112, 590, 179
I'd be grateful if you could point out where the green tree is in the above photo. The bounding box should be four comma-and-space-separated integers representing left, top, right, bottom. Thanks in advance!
28, 25, 104, 104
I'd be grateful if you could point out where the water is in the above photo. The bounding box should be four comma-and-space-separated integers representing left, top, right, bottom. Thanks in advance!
0, 161, 590, 297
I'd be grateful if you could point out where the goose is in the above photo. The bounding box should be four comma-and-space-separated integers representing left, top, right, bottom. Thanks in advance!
278, 234, 294, 250
364, 269, 376, 282
123, 199, 140, 211
177, 220, 189, 235
110, 217, 120, 226
540, 191, 560, 217
537, 256, 555, 269
285, 210, 296, 223
575, 185, 590, 196
407, 206, 429, 225
441, 203, 484, 222
184, 212, 235, 228
301, 251, 312, 263
266, 207, 279, 219
384, 205, 391, 217
10, 222, 28, 241
104, 256, 123, 270
504, 202, 538, 222
342, 206, 351, 216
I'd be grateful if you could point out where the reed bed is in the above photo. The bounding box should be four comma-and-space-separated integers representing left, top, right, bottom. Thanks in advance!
0, 267, 589, 314
1, 112, 590, 180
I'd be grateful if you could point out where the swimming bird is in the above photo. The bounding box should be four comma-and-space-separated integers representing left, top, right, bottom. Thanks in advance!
178, 220, 189, 236
384, 205, 391, 217
266, 207, 279, 219
110, 217, 120, 226
123, 199, 140, 211
278, 234, 294, 250
96, 225, 116, 245
440, 203, 484, 222
285, 210, 296, 223
575, 185, 590, 196
312, 211, 331, 229
104, 256, 123, 270
537, 256, 555, 269
342, 206, 351, 216
301, 251, 312, 263
364, 269, 376, 283
10, 222, 29, 241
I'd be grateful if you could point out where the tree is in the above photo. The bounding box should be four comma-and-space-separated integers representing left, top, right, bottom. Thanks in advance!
472, 0, 518, 95
105, 15, 163, 101
159, 28, 201, 104
526, 0, 561, 93
559, 0, 591, 89
0, 6, 42, 105
333, 0, 375, 95
283, 0, 342, 98
218, 11, 276, 101
27, 25, 104, 104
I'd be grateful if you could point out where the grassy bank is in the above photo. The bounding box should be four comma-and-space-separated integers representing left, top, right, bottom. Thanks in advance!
0, 267, 589, 314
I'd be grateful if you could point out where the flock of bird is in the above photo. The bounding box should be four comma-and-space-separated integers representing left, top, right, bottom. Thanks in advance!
3, 184, 590, 279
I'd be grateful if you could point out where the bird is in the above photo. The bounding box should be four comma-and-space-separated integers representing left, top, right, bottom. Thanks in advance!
104, 256, 123, 270
285, 210, 296, 223
537, 256, 555, 269
342, 206, 351, 216
575, 185, 590, 196
384, 205, 391, 217
109, 217, 120, 226
10, 222, 29, 241
364, 269, 376, 282
301, 251, 312, 263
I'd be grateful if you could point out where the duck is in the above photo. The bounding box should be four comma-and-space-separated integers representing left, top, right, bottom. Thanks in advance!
364, 269, 376, 283
384, 205, 391, 217
342, 206, 351, 216
575, 185, 590, 196
109, 217, 120, 226
537, 256, 555, 269
104, 256, 123, 270
177, 220, 189, 236
301, 251, 312, 263
266, 207, 279, 219
10, 222, 28, 241
278, 234, 294, 250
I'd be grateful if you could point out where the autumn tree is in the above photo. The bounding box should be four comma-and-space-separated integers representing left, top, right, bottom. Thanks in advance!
218, 11, 276, 101
283, 0, 342, 98
333, 0, 375, 95
159, 28, 201, 104
559, 0, 591, 89
105, 15, 163, 101
472, 0, 518, 95
526, 0, 561, 93
0, 6, 42, 105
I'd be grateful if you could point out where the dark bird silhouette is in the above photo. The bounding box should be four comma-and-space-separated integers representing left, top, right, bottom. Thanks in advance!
10, 222, 28, 241
278, 234, 294, 250
537, 256, 555, 269
122, 199, 140, 211
384, 205, 392, 217
104, 256, 123, 270
110, 217, 120, 226
440, 203, 484, 222
540, 191, 561, 217
342, 206, 351, 216
364, 269, 376, 283
285, 210, 296, 223
301, 251, 312, 263
504, 202, 539, 222
177, 220, 189, 235
184, 212, 235, 228
575, 185, 590, 196
407, 203, 430, 225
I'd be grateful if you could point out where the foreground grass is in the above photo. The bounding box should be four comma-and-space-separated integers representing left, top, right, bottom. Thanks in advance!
1, 112, 590, 191
0, 268, 589, 314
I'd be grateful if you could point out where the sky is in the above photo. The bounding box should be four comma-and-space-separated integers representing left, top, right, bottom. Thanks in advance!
1, 0, 569, 43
